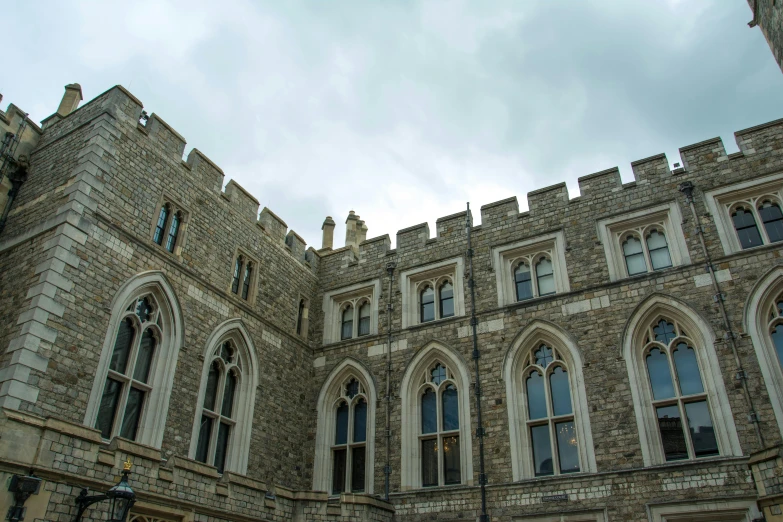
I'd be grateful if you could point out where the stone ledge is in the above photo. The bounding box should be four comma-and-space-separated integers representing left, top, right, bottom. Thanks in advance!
223, 471, 266, 492
166, 455, 220, 479
44, 416, 103, 443
340, 493, 395, 512
107, 437, 163, 461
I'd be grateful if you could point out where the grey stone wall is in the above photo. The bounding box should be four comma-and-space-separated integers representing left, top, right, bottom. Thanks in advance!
748, 0, 783, 73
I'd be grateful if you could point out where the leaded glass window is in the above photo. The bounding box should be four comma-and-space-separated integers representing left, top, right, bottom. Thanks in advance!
759, 201, 783, 244
358, 302, 371, 337
646, 230, 673, 270
642, 318, 718, 461
341, 305, 354, 340
241, 262, 253, 300
165, 212, 181, 253
515, 262, 533, 301
195, 340, 242, 473
732, 207, 763, 249
331, 378, 368, 494
535, 258, 555, 296
521, 344, 579, 476
439, 281, 454, 318
420, 286, 435, 323
419, 362, 461, 486
623, 236, 647, 276
96, 295, 161, 441
231, 256, 243, 295
153, 204, 169, 245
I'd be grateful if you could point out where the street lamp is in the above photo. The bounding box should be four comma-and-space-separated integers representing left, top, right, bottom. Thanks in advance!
73, 459, 136, 522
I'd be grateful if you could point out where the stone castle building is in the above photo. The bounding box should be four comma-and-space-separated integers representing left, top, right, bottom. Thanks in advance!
1, 5, 783, 521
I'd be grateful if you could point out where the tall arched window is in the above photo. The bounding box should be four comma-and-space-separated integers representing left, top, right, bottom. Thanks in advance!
341, 305, 354, 340
190, 321, 258, 475
623, 295, 741, 466
759, 200, 783, 243
357, 302, 371, 337
314, 360, 377, 494
241, 262, 253, 300
85, 272, 183, 449
153, 204, 169, 245
522, 345, 579, 476
195, 341, 241, 473
95, 296, 160, 441
646, 229, 672, 270
622, 235, 647, 275
504, 321, 596, 480
331, 378, 368, 494
400, 342, 474, 490
535, 258, 555, 296
439, 281, 454, 318
642, 319, 718, 461
732, 206, 763, 249
297, 299, 306, 335
420, 286, 435, 323
514, 262, 533, 301
420, 363, 461, 486
165, 211, 182, 253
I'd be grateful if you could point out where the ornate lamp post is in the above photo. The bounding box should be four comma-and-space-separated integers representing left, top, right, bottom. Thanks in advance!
72, 459, 136, 522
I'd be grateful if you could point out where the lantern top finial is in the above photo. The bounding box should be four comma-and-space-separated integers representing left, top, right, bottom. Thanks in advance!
123, 458, 132, 472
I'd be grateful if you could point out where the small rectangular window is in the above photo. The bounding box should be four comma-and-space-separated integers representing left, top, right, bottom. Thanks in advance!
656, 405, 688, 461
332, 449, 347, 494
351, 446, 366, 492
421, 438, 438, 487
443, 435, 461, 485
531, 424, 553, 476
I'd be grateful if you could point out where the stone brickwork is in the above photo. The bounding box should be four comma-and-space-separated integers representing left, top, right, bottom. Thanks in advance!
748, 0, 783, 73
0, 77, 782, 522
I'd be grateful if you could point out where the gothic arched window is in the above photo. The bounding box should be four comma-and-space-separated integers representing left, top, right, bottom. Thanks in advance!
331, 378, 368, 494
514, 262, 533, 301
420, 363, 461, 487
153, 204, 169, 245
732, 206, 763, 249
241, 262, 253, 300
522, 344, 579, 476
231, 256, 244, 295
341, 305, 354, 340
622, 235, 647, 276
357, 302, 371, 337
646, 229, 673, 270
759, 200, 783, 243
420, 286, 435, 323
195, 341, 241, 473
535, 258, 555, 296
95, 295, 161, 441
439, 281, 454, 318
165, 211, 182, 253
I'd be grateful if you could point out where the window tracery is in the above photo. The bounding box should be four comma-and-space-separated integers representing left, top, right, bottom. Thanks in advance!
331, 378, 368, 494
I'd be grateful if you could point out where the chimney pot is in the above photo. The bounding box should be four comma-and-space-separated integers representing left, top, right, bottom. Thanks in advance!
57, 83, 83, 117
321, 216, 336, 250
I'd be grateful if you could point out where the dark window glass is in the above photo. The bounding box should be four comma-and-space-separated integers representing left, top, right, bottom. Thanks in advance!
133, 329, 156, 383
515, 263, 533, 301
672, 343, 704, 396
195, 415, 212, 463
443, 435, 461, 485
135, 297, 152, 322
526, 371, 547, 420
241, 263, 252, 300
332, 449, 346, 494
341, 306, 353, 340
431, 364, 447, 385
656, 404, 688, 461
646, 348, 676, 400
351, 446, 366, 492
732, 208, 763, 249
120, 387, 145, 440
555, 421, 580, 474
335, 402, 349, 445
358, 303, 370, 336
296, 299, 305, 335
772, 325, 783, 365
685, 401, 719, 457
222, 371, 237, 418
109, 319, 135, 374
346, 379, 359, 398
96, 378, 122, 438
623, 236, 647, 275
203, 361, 220, 411
442, 385, 459, 431
531, 424, 554, 476
231, 257, 242, 294
439, 281, 454, 318
647, 230, 672, 270
420, 286, 435, 322
353, 399, 367, 443
215, 422, 230, 474
153, 205, 169, 245
760, 201, 783, 243
220, 342, 233, 363
421, 438, 438, 487
534, 345, 554, 367
549, 366, 572, 416
653, 320, 676, 345
421, 388, 437, 434
165, 212, 181, 253
536, 258, 555, 295
778, 301, 783, 317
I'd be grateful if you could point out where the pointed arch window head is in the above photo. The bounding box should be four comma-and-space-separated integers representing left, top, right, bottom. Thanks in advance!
641, 317, 718, 461
535, 258, 555, 296
297, 298, 307, 336
358, 302, 371, 336
767, 296, 783, 370
420, 286, 435, 323
165, 212, 181, 253
96, 295, 161, 442
151, 199, 188, 254
341, 305, 354, 340
622, 235, 647, 276
241, 262, 253, 300
195, 340, 243, 474
331, 378, 368, 494
514, 262, 533, 301
732, 207, 763, 249
520, 344, 579, 476
439, 281, 454, 318
646, 230, 673, 270
231, 256, 244, 295
229, 251, 258, 302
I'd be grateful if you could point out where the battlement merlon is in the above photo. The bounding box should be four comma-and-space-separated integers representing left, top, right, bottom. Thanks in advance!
527, 182, 569, 213
0, 102, 43, 160
631, 153, 670, 183
396, 222, 430, 253
223, 180, 260, 222
480, 197, 517, 228
735, 117, 783, 156
577, 167, 622, 197
436, 210, 471, 238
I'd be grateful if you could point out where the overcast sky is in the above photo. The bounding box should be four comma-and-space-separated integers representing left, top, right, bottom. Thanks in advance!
5, 1, 783, 248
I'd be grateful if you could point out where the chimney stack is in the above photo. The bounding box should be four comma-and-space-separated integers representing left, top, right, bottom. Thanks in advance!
357, 220, 368, 244
321, 216, 336, 250
57, 83, 83, 117
345, 211, 359, 249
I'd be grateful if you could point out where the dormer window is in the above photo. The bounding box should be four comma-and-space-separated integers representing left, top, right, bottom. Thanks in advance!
150, 197, 188, 255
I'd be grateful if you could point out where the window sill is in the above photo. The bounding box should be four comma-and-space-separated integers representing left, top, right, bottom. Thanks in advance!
405, 314, 464, 332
